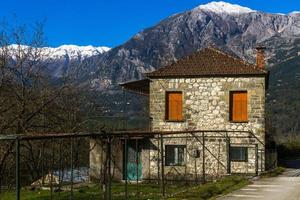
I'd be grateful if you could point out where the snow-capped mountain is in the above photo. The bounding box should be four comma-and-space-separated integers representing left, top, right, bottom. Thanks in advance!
195, 1, 255, 15
7, 1, 300, 87
79, 1, 300, 89
7, 44, 110, 77
45, 45, 110, 60
8, 44, 110, 60
43, 45, 110, 77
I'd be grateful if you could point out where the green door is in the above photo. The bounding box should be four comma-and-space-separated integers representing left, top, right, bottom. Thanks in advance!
124, 140, 142, 181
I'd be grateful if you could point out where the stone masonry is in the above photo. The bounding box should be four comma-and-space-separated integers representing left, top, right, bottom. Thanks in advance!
89, 76, 266, 181
148, 77, 265, 175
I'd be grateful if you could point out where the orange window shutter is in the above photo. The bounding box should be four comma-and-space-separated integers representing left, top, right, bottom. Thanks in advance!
232, 93, 239, 121
167, 92, 183, 120
241, 93, 248, 121
168, 94, 175, 120
174, 93, 183, 120
232, 92, 247, 121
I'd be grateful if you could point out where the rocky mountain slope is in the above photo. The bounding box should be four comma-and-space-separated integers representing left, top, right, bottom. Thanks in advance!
70, 1, 299, 136
79, 1, 300, 89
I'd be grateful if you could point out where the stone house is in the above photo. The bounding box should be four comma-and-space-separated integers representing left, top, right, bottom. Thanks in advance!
90, 47, 269, 182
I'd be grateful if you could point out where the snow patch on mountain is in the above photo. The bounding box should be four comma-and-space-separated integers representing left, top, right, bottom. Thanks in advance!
7, 44, 110, 60
289, 11, 300, 15
45, 45, 110, 60
195, 1, 255, 15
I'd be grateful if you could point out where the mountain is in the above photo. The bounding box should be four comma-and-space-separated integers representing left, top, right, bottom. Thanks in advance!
8, 2, 297, 135
43, 45, 110, 77
7, 44, 111, 77
266, 54, 300, 137
70, 1, 299, 136
80, 1, 300, 90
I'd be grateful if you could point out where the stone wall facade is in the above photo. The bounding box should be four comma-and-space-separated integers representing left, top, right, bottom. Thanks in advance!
90, 139, 123, 181
90, 76, 266, 181
149, 76, 266, 174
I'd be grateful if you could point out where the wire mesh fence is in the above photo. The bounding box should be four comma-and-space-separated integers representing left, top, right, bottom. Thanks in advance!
0, 130, 274, 200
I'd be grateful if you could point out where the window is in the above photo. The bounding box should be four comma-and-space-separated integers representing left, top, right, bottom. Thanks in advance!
166, 92, 183, 121
165, 145, 186, 166
230, 91, 248, 122
230, 147, 248, 162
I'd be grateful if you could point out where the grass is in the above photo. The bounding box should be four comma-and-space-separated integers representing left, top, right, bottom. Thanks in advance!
260, 167, 285, 178
0, 176, 250, 200
168, 176, 250, 200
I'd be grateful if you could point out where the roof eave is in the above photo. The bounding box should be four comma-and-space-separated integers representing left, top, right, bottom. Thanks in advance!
146, 73, 268, 79
119, 78, 150, 96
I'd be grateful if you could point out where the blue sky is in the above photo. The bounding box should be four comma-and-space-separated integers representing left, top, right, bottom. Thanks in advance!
0, 0, 299, 47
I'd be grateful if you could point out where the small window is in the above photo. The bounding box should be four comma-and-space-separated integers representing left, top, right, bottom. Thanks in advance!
230, 147, 248, 162
230, 91, 248, 122
165, 145, 186, 166
166, 92, 183, 121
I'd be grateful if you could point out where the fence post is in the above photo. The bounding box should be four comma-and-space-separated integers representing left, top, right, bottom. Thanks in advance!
58, 141, 62, 196
275, 146, 278, 169
226, 137, 231, 174
103, 139, 108, 200
160, 134, 165, 197
136, 139, 139, 198
202, 132, 206, 184
124, 137, 128, 199
50, 139, 54, 200
108, 135, 112, 200
260, 149, 266, 172
16, 138, 20, 200
70, 137, 74, 199
255, 144, 258, 176
41, 142, 45, 186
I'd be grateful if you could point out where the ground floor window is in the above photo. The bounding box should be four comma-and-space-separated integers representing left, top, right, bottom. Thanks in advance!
230, 147, 248, 162
165, 145, 186, 166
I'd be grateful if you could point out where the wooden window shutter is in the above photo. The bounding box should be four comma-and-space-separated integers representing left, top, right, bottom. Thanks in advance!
231, 91, 248, 122
166, 92, 183, 121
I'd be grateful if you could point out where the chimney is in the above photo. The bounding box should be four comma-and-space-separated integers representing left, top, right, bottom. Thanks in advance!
256, 46, 266, 70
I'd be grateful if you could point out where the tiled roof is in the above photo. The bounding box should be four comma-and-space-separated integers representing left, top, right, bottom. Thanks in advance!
145, 48, 267, 78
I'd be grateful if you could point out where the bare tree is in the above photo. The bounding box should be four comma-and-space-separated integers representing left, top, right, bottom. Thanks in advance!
0, 21, 93, 188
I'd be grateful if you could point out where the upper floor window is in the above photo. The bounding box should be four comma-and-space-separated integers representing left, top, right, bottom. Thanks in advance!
230, 91, 248, 122
166, 91, 183, 121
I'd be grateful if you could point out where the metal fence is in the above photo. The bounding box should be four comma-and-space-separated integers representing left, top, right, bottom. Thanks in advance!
0, 130, 273, 200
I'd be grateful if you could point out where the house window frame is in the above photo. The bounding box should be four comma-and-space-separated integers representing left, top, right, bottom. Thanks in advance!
230, 146, 248, 162
165, 145, 186, 166
165, 91, 184, 122
229, 91, 248, 123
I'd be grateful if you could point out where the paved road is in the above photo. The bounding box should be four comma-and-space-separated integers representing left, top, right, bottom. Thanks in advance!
219, 169, 300, 200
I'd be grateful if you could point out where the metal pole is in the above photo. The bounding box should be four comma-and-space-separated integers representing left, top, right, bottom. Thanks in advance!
261, 150, 263, 172
160, 134, 165, 197
50, 139, 54, 200
103, 139, 109, 200
100, 140, 104, 199
226, 137, 231, 174
70, 138, 74, 199
194, 155, 198, 183
255, 144, 258, 176
108, 136, 112, 200
136, 139, 139, 198
41, 142, 45, 186
124, 138, 128, 199
157, 138, 160, 185
202, 132, 206, 184
59, 141, 62, 198
16, 138, 20, 200
123, 90, 128, 130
